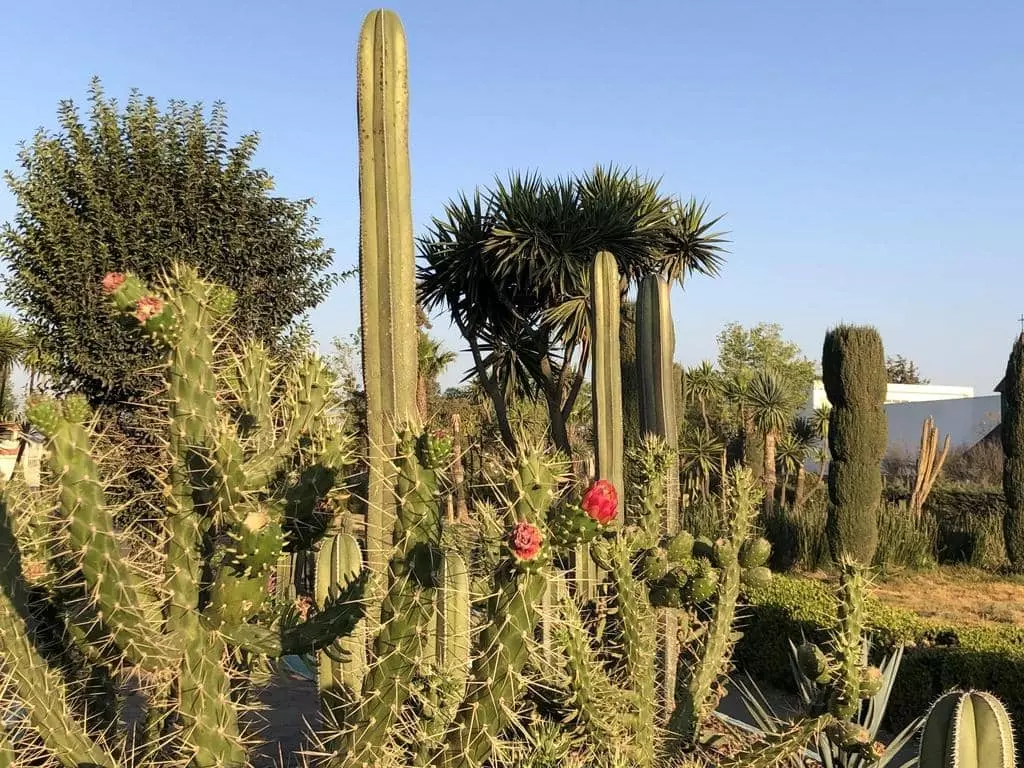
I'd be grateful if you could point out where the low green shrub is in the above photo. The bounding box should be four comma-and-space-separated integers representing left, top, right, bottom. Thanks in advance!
762, 497, 937, 572
919, 487, 1007, 568
737, 575, 1024, 742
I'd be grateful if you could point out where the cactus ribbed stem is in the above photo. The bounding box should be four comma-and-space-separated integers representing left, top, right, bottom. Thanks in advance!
918, 690, 1016, 768
357, 8, 418, 602
590, 251, 624, 523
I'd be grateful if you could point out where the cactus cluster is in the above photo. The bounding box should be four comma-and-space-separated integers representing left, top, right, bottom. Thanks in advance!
1, 8, 1015, 768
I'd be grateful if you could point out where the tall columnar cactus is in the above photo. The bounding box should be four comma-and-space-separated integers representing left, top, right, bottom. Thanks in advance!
636, 273, 680, 528
357, 8, 418, 593
821, 325, 887, 564
918, 690, 1016, 768
1002, 333, 1024, 568
590, 250, 624, 522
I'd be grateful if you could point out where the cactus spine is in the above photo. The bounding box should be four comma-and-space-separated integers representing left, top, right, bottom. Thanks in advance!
821, 325, 887, 564
1002, 333, 1024, 568
918, 690, 1016, 768
357, 8, 418, 596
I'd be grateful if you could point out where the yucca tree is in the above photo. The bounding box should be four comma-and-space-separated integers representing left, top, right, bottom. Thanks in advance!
687, 360, 721, 431
680, 425, 726, 499
746, 370, 797, 511
0, 315, 26, 420
418, 165, 727, 455
723, 367, 762, 478
777, 416, 817, 510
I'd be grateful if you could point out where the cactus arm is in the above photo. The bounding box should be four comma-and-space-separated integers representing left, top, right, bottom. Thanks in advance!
671, 467, 760, 747
357, 7, 419, 592
27, 402, 168, 672
0, 500, 115, 768
332, 433, 441, 767
607, 537, 657, 767
282, 570, 369, 656
439, 551, 471, 698
438, 452, 559, 768
438, 565, 547, 768
718, 717, 831, 768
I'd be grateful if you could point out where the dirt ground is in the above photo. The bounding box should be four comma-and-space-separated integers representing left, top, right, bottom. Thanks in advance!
867, 566, 1024, 627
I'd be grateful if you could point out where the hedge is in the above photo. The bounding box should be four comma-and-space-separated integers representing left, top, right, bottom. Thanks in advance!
737, 575, 1024, 740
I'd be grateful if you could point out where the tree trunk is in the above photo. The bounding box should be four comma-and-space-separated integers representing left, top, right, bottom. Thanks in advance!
416, 375, 428, 421
762, 430, 777, 512
778, 472, 789, 508
793, 465, 807, 511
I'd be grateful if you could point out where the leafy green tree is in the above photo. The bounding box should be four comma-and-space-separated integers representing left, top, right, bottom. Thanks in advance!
418, 166, 727, 455
1, 78, 341, 407
0, 316, 26, 420
716, 322, 816, 405
886, 354, 930, 384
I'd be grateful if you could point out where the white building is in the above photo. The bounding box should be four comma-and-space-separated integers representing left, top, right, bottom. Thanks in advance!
803, 379, 1000, 463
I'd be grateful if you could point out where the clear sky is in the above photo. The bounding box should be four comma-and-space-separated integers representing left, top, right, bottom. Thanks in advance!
1, 1, 1021, 394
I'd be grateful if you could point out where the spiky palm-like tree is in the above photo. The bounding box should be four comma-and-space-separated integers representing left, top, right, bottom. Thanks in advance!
746, 370, 796, 510
418, 165, 727, 455
777, 416, 817, 509
680, 426, 726, 500
723, 367, 762, 478
417, 333, 457, 420
687, 360, 721, 431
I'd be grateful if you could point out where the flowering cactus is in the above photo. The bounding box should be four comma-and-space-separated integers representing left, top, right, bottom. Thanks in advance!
581, 478, 618, 525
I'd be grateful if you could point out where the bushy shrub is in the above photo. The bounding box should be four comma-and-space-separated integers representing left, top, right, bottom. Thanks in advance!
738, 575, 1024, 743
888, 487, 1007, 568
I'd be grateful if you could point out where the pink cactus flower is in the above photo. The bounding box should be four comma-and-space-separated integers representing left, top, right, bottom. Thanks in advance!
133, 295, 164, 323
509, 521, 543, 561
102, 272, 126, 294
581, 479, 618, 525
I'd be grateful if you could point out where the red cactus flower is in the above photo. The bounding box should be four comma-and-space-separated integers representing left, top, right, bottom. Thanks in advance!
581, 479, 618, 525
134, 295, 164, 323
102, 272, 126, 294
509, 521, 543, 561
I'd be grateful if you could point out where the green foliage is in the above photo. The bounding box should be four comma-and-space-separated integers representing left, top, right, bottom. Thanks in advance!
1001, 333, 1024, 568
0, 77, 339, 406
417, 165, 727, 455
885, 355, 930, 385
716, 322, 816, 406
822, 325, 887, 565
909, 487, 1007, 567
738, 574, 1024, 747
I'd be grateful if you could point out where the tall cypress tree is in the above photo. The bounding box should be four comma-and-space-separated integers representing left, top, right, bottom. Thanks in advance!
821, 325, 887, 564
1001, 333, 1024, 568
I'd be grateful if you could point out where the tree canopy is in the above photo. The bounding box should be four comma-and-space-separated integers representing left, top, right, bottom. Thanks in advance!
0, 78, 342, 406
418, 165, 727, 454
715, 322, 815, 404
886, 354, 930, 384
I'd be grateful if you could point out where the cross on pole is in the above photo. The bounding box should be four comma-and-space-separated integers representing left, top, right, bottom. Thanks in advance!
1019, 314, 1024, 334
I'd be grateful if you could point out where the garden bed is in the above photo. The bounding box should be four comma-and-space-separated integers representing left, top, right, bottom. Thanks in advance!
737, 568, 1024, 742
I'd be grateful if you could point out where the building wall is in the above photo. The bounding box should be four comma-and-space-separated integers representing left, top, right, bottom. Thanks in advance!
804, 380, 975, 414
883, 394, 1001, 458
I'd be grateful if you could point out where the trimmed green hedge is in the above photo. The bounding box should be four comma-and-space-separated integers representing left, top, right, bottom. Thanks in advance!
737, 575, 1024, 738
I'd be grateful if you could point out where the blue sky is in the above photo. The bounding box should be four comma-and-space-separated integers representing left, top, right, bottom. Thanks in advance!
1, 1, 1022, 394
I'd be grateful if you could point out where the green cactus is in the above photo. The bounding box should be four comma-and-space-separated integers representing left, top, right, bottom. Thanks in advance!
822, 324, 887, 564
590, 250, 625, 523
357, 7, 419, 602
1002, 332, 1024, 568
0, 266, 368, 768
918, 690, 1016, 768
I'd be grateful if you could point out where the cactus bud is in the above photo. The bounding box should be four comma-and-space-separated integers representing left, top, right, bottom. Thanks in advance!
797, 642, 831, 684
739, 537, 772, 568
665, 530, 695, 562
711, 537, 736, 567
740, 565, 772, 591
641, 548, 669, 580
859, 665, 884, 698
826, 720, 871, 749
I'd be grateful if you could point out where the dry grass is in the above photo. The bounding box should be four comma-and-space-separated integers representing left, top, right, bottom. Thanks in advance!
868, 566, 1024, 628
